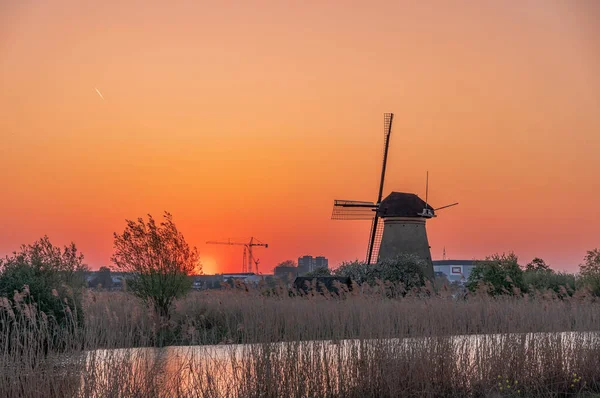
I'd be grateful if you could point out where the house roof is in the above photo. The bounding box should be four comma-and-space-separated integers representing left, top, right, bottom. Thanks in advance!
433, 260, 478, 266
378, 192, 433, 218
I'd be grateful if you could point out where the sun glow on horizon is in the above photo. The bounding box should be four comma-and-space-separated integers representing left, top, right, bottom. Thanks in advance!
199, 257, 218, 276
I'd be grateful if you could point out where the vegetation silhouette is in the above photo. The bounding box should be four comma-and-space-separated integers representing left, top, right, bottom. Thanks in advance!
111, 212, 200, 320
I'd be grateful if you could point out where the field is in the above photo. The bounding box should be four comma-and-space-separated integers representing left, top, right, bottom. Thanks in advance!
3, 283, 600, 397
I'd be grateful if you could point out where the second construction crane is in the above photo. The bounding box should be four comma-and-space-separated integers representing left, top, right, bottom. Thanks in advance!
206, 237, 268, 274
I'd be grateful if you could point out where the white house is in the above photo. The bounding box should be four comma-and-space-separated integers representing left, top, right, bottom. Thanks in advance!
433, 260, 478, 284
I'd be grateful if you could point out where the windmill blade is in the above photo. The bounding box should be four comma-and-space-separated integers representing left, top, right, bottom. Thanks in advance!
334, 199, 377, 207
376, 113, 394, 203
434, 202, 459, 211
331, 200, 377, 220
366, 216, 384, 264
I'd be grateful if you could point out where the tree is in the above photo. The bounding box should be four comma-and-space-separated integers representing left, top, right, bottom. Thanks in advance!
0, 236, 87, 326
89, 266, 113, 289
274, 260, 298, 283
577, 249, 600, 296
111, 212, 200, 318
580, 249, 600, 277
275, 260, 297, 269
525, 257, 550, 272
467, 252, 525, 295
521, 257, 576, 294
374, 254, 427, 288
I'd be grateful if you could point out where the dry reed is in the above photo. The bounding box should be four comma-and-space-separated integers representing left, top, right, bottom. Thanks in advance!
2, 282, 600, 397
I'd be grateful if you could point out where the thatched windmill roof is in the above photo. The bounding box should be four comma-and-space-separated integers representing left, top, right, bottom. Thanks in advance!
378, 192, 434, 218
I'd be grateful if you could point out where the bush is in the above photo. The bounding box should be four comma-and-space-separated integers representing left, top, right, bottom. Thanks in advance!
303, 267, 331, 278
333, 254, 426, 289
467, 252, 525, 295
372, 255, 427, 288
522, 269, 576, 295
577, 274, 600, 296
0, 236, 87, 327
333, 260, 371, 284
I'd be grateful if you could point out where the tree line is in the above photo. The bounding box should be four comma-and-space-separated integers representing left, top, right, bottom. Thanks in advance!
465, 250, 600, 296
1, 209, 599, 333
282, 250, 600, 296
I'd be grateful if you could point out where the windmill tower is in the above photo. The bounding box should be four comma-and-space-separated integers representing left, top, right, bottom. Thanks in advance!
331, 113, 457, 279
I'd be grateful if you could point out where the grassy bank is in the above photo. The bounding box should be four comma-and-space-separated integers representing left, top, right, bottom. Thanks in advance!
84, 283, 600, 347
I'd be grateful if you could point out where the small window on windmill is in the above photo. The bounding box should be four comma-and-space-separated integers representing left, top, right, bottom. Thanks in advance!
451, 266, 462, 274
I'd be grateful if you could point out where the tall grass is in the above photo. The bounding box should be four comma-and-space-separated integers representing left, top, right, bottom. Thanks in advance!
3, 282, 600, 397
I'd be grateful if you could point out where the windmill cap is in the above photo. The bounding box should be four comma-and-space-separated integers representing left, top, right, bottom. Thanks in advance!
378, 192, 434, 218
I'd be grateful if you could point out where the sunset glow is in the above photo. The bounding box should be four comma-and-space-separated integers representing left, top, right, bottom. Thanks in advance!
1, 1, 598, 272
200, 257, 218, 276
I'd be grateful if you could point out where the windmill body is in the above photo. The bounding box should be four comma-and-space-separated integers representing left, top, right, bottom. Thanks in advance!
377, 192, 434, 279
331, 113, 456, 279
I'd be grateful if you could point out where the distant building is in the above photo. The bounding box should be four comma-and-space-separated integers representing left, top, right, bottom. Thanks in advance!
314, 256, 329, 270
298, 256, 314, 274
192, 274, 223, 290
111, 275, 124, 289
297, 255, 329, 274
222, 273, 264, 284
432, 260, 478, 284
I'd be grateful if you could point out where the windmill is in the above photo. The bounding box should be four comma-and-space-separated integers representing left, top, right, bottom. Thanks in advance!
206, 237, 268, 273
331, 113, 457, 277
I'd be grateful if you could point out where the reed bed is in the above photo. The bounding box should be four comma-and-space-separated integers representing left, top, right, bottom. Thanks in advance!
3, 283, 600, 397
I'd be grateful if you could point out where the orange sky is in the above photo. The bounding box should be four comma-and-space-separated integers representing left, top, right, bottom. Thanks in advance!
1, 1, 599, 273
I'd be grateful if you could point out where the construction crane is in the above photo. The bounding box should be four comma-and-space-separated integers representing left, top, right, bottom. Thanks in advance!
206, 237, 268, 273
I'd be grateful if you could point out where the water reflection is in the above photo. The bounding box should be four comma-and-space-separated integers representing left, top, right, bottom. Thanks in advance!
79, 332, 600, 397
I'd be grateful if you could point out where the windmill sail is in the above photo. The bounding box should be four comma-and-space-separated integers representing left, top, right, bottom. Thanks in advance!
376, 113, 394, 203
366, 113, 394, 263
366, 217, 384, 264
331, 200, 377, 220
330, 113, 394, 264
